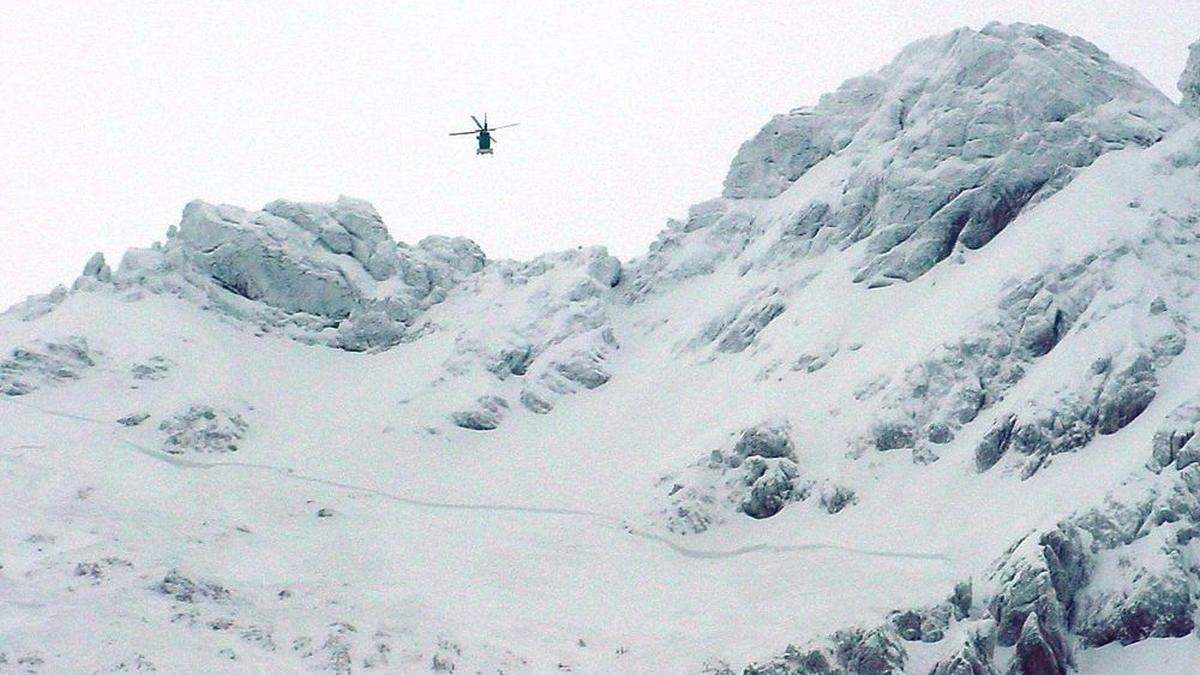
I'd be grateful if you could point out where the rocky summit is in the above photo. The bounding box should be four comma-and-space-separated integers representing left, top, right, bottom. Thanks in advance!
3, 22, 1200, 675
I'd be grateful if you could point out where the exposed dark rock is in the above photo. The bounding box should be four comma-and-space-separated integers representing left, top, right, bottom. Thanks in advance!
1095, 354, 1157, 435
745, 626, 906, 675
987, 526, 1085, 657
658, 420, 810, 533
1008, 613, 1068, 675
1149, 401, 1200, 472
1074, 543, 1196, 647
451, 395, 509, 431
154, 569, 231, 603
131, 356, 172, 381
159, 405, 248, 454
833, 627, 907, 674
950, 581, 974, 620
519, 389, 554, 414
819, 485, 857, 514
0, 337, 97, 396
975, 414, 1016, 472
733, 421, 797, 460
489, 346, 534, 378
118, 412, 151, 427
741, 457, 801, 519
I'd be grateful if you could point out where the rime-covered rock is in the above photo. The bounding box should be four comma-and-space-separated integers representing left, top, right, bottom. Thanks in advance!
746, 627, 907, 675
986, 526, 1085, 656
115, 197, 486, 350
451, 395, 509, 431
80, 252, 111, 282
1008, 613, 1069, 675
1181, 40, 1200, 115
928, 625, 998, 675
0, 337, 97, 396
656, 420, 811, 533
975, 314, 1182, 478
863, 261, 1100, 460
1149, 400, 1200, 472
1073, 532, 1196, 647
690, 287, 786, 354
154, 569, 232, 603
720, 23, 1184, 286
159, 405, 248, 454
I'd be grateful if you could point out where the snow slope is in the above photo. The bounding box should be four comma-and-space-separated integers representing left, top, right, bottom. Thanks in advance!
3, 22, 1200, 675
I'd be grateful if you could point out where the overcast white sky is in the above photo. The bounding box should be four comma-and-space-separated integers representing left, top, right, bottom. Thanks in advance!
2, 1, 1197, 307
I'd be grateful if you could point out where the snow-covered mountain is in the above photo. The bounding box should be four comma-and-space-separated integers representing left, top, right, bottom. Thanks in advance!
3, 22, 1200, 674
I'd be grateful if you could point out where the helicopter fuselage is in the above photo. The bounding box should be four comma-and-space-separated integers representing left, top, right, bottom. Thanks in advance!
477, 130, 492, 154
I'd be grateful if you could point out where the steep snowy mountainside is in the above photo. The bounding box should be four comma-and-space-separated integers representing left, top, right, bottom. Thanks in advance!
4, 22, 1200, 675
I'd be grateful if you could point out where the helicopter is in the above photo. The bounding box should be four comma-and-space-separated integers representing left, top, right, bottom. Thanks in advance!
449, 114, 518, 155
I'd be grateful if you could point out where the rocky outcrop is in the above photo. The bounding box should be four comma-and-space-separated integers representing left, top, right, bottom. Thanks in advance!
985, 526, 1085, 668
113, 197, 486, 351
0, 337, 97, 396
656, 420, 813, 533
1180, 40, 1200, 115
976, 333, 1180, 479
928, 627, 998, 675
862, 260, 1101, 461
745, 626, 907, 675
1149, 400, 1200, 472
80, 252, 111, 283
441, 246, 622, 423
451, 395, 509, 431
690, 286, 786, 355
1008, 613, 1069, 675
159, 405, 249, 454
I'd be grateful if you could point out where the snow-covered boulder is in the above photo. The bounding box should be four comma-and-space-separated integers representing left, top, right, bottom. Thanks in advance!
656, 420, 814, 533
158, 405, 249, 454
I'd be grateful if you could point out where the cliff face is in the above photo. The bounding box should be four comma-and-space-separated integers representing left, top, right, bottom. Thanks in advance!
3, 23, 1200, 675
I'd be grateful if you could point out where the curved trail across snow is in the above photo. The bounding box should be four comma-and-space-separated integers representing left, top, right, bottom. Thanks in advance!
4, 397, 954, 565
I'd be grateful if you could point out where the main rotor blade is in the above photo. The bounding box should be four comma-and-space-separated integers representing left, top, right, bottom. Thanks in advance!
490, 123, 519, 131
470, 115, 483, 130
449, 130, 477, 136
484, 112, 488, 129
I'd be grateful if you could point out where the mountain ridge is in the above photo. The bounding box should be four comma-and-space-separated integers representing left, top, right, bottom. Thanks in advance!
4, 21, 1200, 675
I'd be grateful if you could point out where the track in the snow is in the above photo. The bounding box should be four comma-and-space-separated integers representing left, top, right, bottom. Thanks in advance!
4, 397, 954, 565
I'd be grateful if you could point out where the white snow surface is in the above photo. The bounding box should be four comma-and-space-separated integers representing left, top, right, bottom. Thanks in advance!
4, 22, 1200, 675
